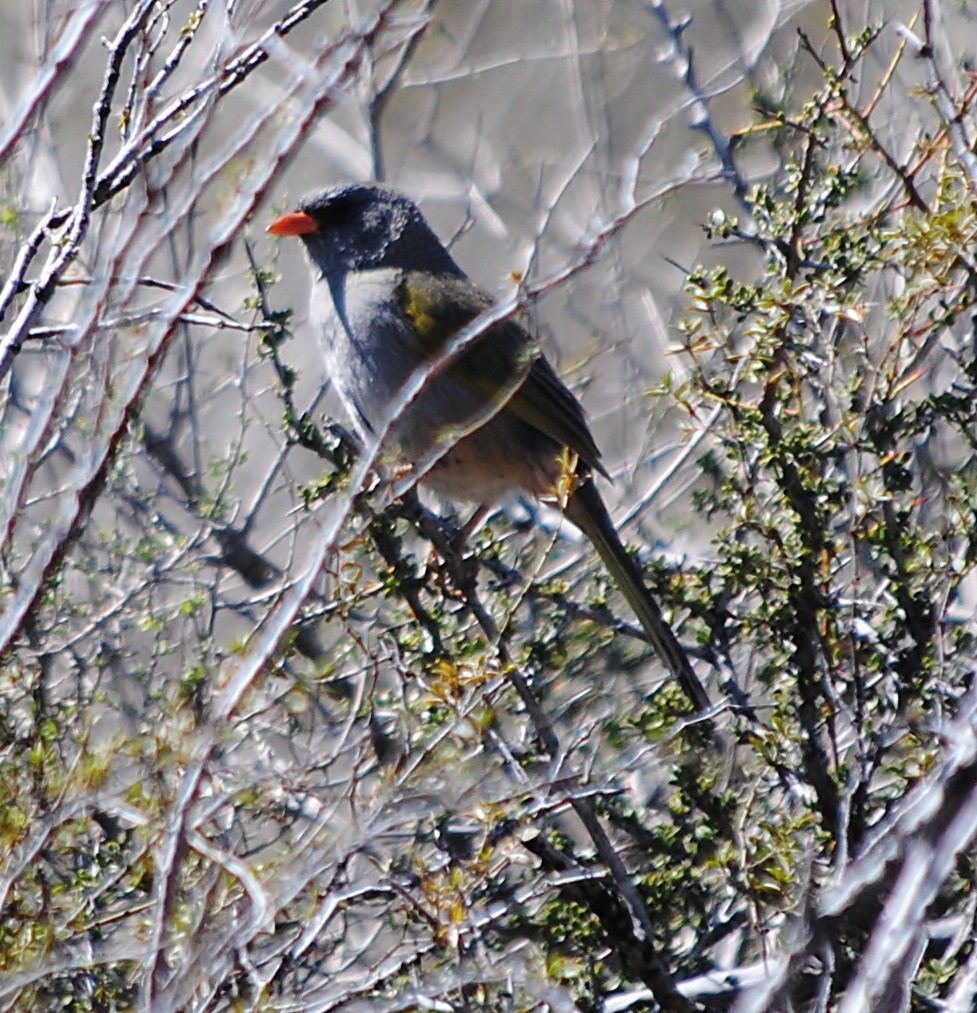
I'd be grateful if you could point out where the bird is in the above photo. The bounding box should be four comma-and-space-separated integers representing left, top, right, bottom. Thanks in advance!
268, 183, 711, 713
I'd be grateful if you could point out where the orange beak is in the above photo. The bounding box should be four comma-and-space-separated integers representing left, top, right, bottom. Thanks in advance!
267, 210, 319, 236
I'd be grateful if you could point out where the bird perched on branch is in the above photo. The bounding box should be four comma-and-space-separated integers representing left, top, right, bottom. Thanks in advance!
268, 183, 711, 713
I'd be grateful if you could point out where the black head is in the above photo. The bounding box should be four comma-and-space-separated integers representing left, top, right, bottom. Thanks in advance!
269, 183, 461, 279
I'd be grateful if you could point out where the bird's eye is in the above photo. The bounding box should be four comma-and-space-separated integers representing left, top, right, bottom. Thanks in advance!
322, 198, 359, 225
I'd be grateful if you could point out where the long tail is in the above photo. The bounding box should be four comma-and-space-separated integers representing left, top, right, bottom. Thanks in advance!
565, 478, 711, 713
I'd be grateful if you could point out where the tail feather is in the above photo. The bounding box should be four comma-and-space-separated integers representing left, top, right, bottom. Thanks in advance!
565, 478, 711, 713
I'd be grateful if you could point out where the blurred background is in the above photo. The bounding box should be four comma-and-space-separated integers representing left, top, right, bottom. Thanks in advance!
3, 1, 977, 1009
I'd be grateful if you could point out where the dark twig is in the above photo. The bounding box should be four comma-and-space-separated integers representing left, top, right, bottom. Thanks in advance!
0, 0, 159, 382
797, 29, 929, 213
744, 691, 977, 1010
645, 0, 753, 212
368, 0, 437, 181
896, 11, 977, 192
828, 0, 851, 67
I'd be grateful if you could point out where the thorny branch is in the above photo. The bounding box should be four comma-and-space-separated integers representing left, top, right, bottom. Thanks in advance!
3, 2, 977, 1010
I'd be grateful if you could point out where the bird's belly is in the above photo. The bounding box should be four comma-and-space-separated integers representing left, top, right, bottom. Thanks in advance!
312, 271, 561, 504
418, 411, 562, 505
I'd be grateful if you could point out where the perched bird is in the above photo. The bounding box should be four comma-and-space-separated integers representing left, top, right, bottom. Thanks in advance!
268, 183, 711, 712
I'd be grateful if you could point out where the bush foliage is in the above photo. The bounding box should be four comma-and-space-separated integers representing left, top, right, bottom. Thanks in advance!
2, 2, 977, 1010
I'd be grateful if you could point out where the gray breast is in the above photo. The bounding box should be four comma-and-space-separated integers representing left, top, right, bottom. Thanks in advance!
311, 268, 419, 442
310, 267, 516, 471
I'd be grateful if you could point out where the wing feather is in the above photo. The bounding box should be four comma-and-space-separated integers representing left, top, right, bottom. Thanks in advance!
398, 271, 607, 478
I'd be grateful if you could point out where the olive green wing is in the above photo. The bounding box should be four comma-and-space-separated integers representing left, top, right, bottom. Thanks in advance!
397, 271, 607, 478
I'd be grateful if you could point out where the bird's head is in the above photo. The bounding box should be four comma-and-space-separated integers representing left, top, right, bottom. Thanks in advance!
267, 183, 459, 278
